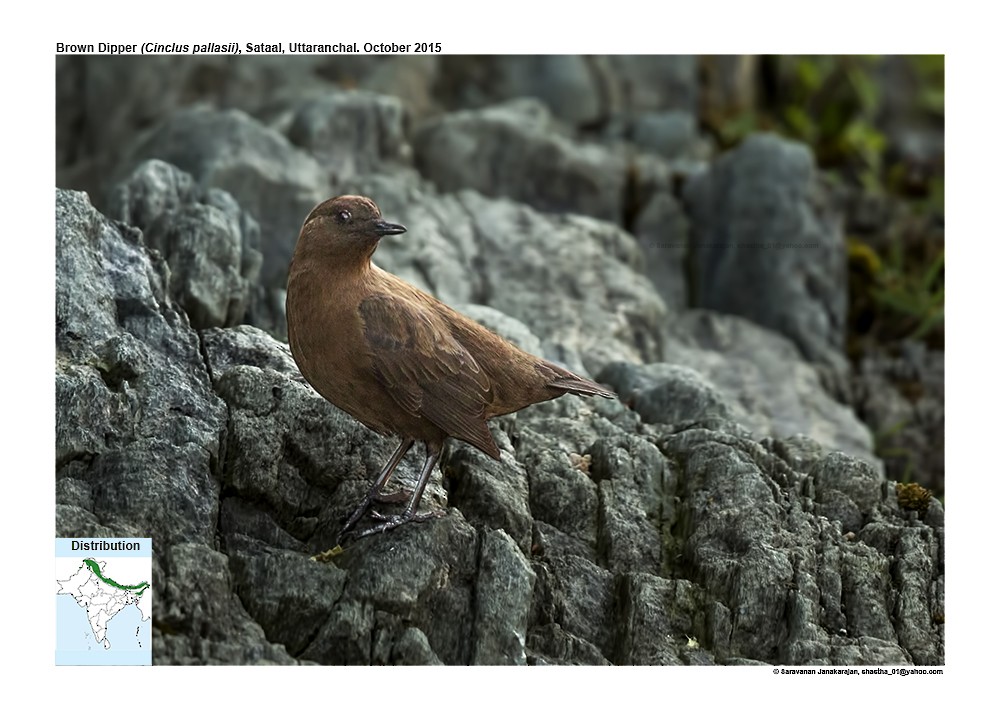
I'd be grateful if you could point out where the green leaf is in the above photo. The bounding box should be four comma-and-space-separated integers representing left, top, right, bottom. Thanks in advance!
921, 250, 945, 291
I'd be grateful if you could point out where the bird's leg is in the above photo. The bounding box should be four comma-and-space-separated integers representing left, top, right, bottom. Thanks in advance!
372, 489, 412, 504
356, 444, 444, 538
336, 438, 414, 544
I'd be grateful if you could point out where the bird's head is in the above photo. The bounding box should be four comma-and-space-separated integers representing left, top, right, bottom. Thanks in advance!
295, 195, 406, 267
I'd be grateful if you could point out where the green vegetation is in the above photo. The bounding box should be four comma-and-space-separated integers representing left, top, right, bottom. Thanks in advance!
710, 55, 945, 355
869, 239, 944, 342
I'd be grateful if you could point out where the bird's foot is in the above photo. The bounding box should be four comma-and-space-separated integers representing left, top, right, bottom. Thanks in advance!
354, 507, 446, 539
334, 491, 410, 544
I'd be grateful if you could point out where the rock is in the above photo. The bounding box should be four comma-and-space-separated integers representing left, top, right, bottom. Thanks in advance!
435, 56, 606, 126
527, 623, 611, 665
472, 530, 536, 665
630, 110, 706, 161
55, 137, 942, 667
684, 133, 848, 369
601, 363, 737, 427
56, 189, 227, 544
55, 189, 248, 664
287, 90, 412, 180
390, 626, 444, 665
433, 56, 698, 128
632, 187, 690, 311
603, 56, 699, 115
157, 543, 297, 664
198, 318, 938, 666
57, 56, 213, 193
663, 427, 941, 665
108, 160, 263, 329
414, 99, 628, 223
118, 107, 329, 290
599, 310, 879, 469
361, 56, 440, 121
591, 434, 672, 576
444, 433, 534, 554
614, 574, 715, 665
56, 56, 370, 184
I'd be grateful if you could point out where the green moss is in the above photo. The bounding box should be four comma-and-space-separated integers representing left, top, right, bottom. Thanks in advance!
701, 55, 945, 352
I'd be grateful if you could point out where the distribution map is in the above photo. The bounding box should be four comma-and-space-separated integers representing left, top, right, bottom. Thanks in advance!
55, 539, 152, 665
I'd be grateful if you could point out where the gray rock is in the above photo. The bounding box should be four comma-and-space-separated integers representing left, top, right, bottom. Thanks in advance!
56, 56, 86, 170
119, 107, 328, 290
599, 310, 879, 469
55, 189, 254, 664
287, 90, 412, 180
57, 56, 213, 193
457, 192, 666, 372
663, 427, 941, 665
631, 111, 704, 160
390, 626, 444, 665
633, 188, 690, 310
108, 160, 263, 329
361, 56, 440, 121
435, 56, 605, 126
810, 452, 884, 516
57, 56, 352, 200
56, 189, 226, 544
414, 99, 628, 223
684, 133, 848, 369
473, 530, 536, 665
531, 552, 616, 659
197, 318, 940, 664
603, 363, 737, 427
226, 546, 345, 657
55, 170, 942, 667
445, 435, 533, 554
604, 56, 699, 115
527, 624, 611, 665
614, 574, 712, 665
591, 434, 672, 576
156, 543, 297, 664
434, 56, 698, 127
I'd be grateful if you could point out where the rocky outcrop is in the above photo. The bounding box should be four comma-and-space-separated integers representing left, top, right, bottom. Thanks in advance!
55, 185, 941, 665
54, 56, 943, 666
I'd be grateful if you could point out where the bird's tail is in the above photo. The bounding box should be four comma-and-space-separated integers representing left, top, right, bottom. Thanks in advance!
545, 369, 617, 399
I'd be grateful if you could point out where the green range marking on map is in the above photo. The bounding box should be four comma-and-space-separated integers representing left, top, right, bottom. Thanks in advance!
83, 558, 150, 597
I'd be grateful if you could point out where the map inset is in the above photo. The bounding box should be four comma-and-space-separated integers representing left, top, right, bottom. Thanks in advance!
56, 538, 152, 665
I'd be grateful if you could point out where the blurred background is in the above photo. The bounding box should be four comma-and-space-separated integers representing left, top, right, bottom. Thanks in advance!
55, 54, 944, 497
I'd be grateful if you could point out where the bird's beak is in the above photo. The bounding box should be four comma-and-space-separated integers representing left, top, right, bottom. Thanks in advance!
373, 220, 407, 236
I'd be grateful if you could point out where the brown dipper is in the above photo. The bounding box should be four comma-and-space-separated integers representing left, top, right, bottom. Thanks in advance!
286, 195, 616, 541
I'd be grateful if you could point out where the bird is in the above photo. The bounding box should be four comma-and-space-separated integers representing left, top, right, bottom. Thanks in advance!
286, 195, 616, 542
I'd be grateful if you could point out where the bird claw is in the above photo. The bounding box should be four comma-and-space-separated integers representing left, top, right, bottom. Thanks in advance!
355, 508, 446, 538
334, 443, 444, 544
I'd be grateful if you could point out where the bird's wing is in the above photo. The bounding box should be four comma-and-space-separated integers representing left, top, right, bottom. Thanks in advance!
359, 293, 500, 458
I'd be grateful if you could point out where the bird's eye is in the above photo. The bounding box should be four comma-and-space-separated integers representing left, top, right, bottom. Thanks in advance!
336, 210, 352, 223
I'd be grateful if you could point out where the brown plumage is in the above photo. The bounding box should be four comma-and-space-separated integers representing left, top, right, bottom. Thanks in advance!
286, 195, 616, 541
